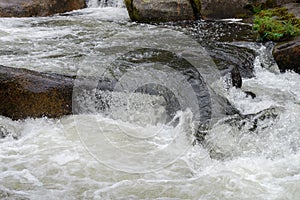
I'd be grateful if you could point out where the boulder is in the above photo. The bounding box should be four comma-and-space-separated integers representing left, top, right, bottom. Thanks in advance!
200, 0, 297, 19
273, 37, 300, 74
0, 65, 74, 120
124, 0, 298, 22
0, 0, 86, 17
200, 0, 252, 19
124, 0, 201, 22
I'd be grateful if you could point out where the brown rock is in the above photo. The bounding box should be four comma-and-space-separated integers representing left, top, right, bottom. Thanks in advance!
273, 38, 300, 74
0, 0, 86, 17
0, 65, 74, 120
124, 0, 201, 22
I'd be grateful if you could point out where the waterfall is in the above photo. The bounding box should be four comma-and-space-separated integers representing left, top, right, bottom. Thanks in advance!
87, 0, 125, 8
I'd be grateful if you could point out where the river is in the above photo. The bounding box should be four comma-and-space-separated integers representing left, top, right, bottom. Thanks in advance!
0, 1, 299, 199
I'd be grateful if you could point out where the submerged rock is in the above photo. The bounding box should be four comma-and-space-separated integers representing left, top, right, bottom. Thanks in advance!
232, 106, 281, 132
0, 0, 86, 17
124, 0, 201, 22
0, 65, 74, 120
0, 124, 18, 139
273, 37, 300, 74
205, 106, 282, 160
0, 125, 10, 138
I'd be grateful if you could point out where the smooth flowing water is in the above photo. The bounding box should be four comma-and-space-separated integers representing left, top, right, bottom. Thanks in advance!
0, 2, 300, 199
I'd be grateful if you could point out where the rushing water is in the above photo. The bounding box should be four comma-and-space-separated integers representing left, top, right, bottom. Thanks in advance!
0, 2, 300, 200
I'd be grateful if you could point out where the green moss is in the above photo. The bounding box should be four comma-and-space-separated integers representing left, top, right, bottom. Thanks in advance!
252, 4, 263, 14
253, 8, 300, 41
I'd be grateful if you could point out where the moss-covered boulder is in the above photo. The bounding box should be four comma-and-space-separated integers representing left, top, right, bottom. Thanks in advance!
0, 65, 74, 120
124, 0, 201, 22
0, 0, 86, 17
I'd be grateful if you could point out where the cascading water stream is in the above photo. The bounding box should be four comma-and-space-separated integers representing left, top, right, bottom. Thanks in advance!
0, 1, 299, 199
87, 0, 125, 8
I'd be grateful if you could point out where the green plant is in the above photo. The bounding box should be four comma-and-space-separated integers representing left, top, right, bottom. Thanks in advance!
253, 8, 300, 41
252, 4, 263, 14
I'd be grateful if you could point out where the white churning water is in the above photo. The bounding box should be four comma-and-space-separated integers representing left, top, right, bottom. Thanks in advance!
0, 2, 299, 199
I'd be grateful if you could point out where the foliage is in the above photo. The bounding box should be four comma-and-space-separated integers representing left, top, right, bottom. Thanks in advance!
253, 8, 300, 41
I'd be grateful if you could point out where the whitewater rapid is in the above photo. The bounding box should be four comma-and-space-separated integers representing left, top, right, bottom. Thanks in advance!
0, 4, 299, 200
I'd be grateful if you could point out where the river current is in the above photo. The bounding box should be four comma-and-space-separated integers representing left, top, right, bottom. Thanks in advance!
0, 2, 299, 200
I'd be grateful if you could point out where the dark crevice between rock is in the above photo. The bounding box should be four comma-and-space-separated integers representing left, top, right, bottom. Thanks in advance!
189, 0, 200, 20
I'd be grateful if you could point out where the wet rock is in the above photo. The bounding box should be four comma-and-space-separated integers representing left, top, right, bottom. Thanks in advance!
167, 20, 257, 43
273, 37, 300, 74
0, 65, 74, 120
0, 125, 10, 138
202, 106, 282, 159
0, 0, 86, 17
0, 124, 18, 139
231, 66, 242, 88
207, 43, 256, 78
222, 106, 281, 133
124, 0, 201, 22
245, 91, 256, 99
